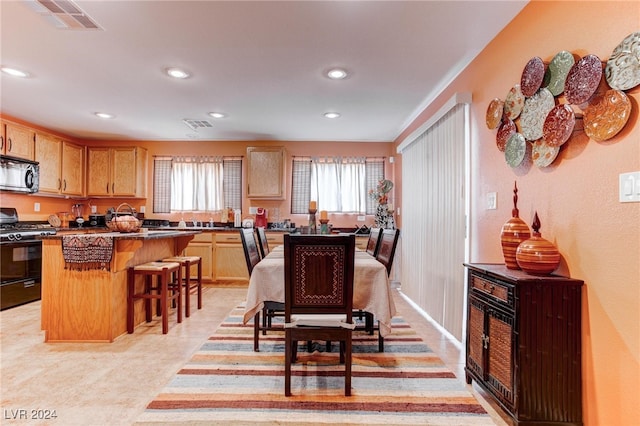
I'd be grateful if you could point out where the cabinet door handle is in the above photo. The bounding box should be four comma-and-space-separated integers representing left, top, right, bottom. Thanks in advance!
0, 135, 3, 150
63, 179, 67, 191
106, 183, 109, 193
7, 138, 12, 152
57, 178, 62, 190
112, 183, 115, 193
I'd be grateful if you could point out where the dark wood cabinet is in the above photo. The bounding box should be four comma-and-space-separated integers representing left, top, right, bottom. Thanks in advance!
464, 263, 583, 426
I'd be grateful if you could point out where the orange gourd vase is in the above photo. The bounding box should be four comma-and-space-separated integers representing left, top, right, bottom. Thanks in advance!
500, 182, 531, 269
516, 212, 561, 275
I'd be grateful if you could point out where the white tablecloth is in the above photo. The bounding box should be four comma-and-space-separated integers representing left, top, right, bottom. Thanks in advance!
243, 245, 396, 336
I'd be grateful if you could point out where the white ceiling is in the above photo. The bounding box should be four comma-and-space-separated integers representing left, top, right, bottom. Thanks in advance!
0, 1, 527, 142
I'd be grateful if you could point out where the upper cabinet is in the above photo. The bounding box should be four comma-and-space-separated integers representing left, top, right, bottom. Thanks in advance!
35, 133, 85, 197
246, 146, 285, 199
1, 121, 35, 160
87, 146, 147, 197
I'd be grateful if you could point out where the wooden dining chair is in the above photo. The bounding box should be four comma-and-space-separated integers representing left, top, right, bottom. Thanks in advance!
364, 228, 400, 352
365, 227, 382, 257
239, 228, 284, 351
376, 228, 400, 276
284, 234, 356, 397
255, 226, 270, 258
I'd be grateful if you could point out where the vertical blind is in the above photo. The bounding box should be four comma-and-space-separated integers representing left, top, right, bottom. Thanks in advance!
399, 101, 468, 341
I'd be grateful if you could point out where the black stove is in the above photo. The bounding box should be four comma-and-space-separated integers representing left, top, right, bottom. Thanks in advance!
0, 208, 56, 243
0, 207, 51, 310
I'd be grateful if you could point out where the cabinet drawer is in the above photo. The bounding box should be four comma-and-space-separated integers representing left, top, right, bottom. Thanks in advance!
191, 232, 213, 243
470, 274, 512, 306
215, 232, 242, 243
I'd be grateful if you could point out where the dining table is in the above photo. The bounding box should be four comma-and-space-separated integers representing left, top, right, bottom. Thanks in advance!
243, 243, 397, 337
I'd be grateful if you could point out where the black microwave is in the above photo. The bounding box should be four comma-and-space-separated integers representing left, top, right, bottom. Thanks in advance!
0, 155, 39, 193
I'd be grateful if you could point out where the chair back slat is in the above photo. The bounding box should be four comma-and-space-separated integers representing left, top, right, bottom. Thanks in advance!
365, 227, 382, 256
284, 235, 355, 319
240, 228, 261, 275
255, 226, 270, 258
376, 229, 399, 276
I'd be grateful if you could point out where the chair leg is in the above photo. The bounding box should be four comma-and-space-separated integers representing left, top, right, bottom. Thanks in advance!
285, 332, 292, 396
176, 266, 182, 324
160, 269, 169, 334
196, 259, 203, 309
145, 275, 154, 323
261, 307, 268, 335
378, 321, 384, 352
253, 311, 260, 352
345, 337, 352, 396
184, 260, 191, 317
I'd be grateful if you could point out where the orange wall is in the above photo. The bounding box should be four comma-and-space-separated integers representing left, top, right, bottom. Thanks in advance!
0, 132, 395, 228
394, 1, 639, 424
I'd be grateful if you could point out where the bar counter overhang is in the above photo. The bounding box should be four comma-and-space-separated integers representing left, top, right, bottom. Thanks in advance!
39, 230, 199, 342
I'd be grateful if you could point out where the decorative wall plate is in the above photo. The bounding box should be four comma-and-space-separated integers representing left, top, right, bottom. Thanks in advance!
532, 139, 560, 168
486, 98, 504, 129
565, 54, 603, 105
542, 104, 575, 147
520, 88, 555, 141
504, 84, 525, 120
521, 57, 546, 97
583, 89, 632, 142
505, 133, 526, 168
496, 119, 516, 152
546, 50, 575, 96
605, 32, 640, 91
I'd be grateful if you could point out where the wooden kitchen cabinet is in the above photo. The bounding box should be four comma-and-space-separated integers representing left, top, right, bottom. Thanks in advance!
246, 146, 285, 199
87, 146, 147, 197
213, 231, 249, 283
184, 232, 214, 282
35, 133, 84, 196
1, 121, 35, 160
464, 263, 583, 425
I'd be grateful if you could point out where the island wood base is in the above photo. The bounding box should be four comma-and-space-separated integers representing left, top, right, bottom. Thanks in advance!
41, 232, 195, 342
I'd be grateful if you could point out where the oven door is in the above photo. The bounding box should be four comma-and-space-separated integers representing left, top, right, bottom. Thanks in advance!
0, 239, 42, 310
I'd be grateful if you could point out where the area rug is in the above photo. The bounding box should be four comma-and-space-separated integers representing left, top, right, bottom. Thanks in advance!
135, 305, 495, 425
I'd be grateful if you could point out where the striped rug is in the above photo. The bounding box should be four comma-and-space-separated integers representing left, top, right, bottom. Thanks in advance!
135, 306, 495, 425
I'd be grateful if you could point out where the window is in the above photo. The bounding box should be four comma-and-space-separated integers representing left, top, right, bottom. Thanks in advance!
153, 157, 242, 213
291, 157, 384, 215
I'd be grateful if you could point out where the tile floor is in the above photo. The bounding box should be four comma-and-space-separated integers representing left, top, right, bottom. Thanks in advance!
0, 285, 510, 425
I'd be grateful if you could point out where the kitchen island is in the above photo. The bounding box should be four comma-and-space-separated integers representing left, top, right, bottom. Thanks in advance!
39, 230, 199, 342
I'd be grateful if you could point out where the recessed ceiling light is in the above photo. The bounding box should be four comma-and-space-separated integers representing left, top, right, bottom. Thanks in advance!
165, 67, 191, 79
1, 67, 29, 78
208, 112, 227, 119
94, 112, 115, 119
323, 112, 341, 119
326, 68, 348, 80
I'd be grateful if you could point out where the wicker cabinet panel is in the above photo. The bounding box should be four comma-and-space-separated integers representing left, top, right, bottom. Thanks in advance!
87, 146, 147, 197
35, 134, 84, 196
3, 122, 35, 160
246, 146, 285, 199
464, 263, 583, 426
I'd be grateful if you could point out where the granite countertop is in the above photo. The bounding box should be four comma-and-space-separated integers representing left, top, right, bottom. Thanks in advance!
40, 230, 201, 240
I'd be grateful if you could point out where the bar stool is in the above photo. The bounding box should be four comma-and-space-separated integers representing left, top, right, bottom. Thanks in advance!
127, 261, 182, 334
162, 256, 203, 317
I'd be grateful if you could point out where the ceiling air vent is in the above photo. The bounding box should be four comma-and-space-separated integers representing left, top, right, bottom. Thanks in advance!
25, 0, 102, 30
183, 119, 214, 131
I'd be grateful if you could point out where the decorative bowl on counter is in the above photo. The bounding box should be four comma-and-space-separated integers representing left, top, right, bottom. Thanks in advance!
106, 203, 141, 233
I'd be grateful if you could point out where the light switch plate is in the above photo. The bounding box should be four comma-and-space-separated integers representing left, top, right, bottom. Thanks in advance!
34, 202, 40, 212
249, 207, 258, 214
487, 192, 497, 210
619, 171, 640, 203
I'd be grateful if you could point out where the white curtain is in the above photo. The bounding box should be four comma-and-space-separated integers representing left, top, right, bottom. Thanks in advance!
310, 157, 366, 213
171, 157, 224, 212
399, 102, 468, 341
